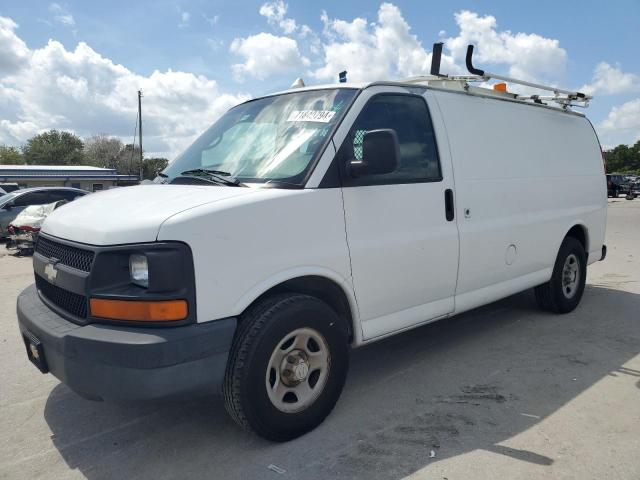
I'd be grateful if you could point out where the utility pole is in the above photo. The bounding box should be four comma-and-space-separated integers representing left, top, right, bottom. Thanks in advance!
138, 89, 143, 181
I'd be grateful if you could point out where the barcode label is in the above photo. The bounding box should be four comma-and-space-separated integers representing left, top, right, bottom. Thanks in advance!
287, 110, 336, 123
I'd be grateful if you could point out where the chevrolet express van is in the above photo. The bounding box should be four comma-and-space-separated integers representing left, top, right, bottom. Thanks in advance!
17, 46, 607, 441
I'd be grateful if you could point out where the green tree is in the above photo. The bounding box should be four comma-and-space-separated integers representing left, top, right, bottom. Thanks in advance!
604, 141, 640, 174
0, 145, 24, 164
84, 134, 124, 169
113, 144, 142, 176
143, 157, 169, 180
109, 145, 167, 179
22, 130, 84, 165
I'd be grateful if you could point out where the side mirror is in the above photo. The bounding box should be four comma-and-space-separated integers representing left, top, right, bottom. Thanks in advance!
349, 129, 400, 177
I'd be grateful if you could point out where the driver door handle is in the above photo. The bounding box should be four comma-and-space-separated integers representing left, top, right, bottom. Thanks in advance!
444, 189, 455, 221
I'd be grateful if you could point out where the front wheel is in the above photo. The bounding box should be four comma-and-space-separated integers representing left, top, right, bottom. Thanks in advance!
223, 294, 349, 441
535, 237, 587, 313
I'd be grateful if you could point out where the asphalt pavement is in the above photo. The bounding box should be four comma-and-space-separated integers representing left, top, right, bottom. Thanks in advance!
0, 198, 638, 480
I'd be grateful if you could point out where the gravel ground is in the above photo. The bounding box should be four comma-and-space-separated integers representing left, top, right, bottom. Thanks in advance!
0, 198, 639, 480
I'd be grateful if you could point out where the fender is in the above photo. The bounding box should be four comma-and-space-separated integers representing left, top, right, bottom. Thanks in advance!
232, 266, 363, 345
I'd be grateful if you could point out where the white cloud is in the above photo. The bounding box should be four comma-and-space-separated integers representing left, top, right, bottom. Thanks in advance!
580, 62, 639, 96
313, 3, 456, 82
206, 38, 224, 51
203, 14, 219, 27
311, 5, 570, 93
230, 32, 309, 81
49, 3, 75, 27
0, 18, 249, 157
0, 120, 40, 145
178, 11, 190, 28
299, 24, 313, 38
56, 14, 74, 26
446, 10, 566, 83
0, 17, 30, 76
259, 0, 297, 34
599, 98, 640, 146
2, 3, 637, 157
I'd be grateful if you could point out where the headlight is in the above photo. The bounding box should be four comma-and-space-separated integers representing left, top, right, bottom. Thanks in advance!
129, 253, 149, 288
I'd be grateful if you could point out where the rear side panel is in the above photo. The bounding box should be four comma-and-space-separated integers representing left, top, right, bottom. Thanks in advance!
432, 90, 606, 314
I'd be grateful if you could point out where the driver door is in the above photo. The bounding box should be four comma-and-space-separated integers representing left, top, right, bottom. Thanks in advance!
336, 89, 459, 340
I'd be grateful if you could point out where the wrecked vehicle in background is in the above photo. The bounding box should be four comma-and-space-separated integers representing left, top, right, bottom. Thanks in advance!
7, 201, 68, 255
0, 187, 87, 239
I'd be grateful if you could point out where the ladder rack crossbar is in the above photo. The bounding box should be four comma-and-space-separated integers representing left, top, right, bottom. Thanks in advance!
477, 72, 587, 98
412, 43, 593, 110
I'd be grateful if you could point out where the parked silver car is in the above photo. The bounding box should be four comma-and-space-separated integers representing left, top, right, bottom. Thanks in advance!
0, 187, 87, 239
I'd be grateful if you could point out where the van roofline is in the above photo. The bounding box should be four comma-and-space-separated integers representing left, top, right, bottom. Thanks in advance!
249, 80, 586, 117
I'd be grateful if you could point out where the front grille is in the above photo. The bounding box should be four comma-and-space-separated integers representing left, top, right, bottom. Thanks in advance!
35, 274, 88, 319
35, 236, 95, 272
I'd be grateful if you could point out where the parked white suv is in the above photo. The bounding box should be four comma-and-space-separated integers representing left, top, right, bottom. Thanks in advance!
17, 56, 607, 441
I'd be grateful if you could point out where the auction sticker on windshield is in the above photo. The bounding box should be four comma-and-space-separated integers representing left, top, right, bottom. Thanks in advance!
287, 110, 336, 123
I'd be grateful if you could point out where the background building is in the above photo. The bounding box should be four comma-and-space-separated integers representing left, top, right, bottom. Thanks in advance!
0, 165, 139, 191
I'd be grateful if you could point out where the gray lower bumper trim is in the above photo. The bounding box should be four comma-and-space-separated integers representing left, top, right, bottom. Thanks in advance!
16, 285, 237, 400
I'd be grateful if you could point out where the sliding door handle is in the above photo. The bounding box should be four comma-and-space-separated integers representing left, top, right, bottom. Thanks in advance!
444, 189, 455, 221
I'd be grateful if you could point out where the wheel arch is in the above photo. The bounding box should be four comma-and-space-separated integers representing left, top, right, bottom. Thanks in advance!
565, 223, 589, 254
546, 222, 589, 278
234, 270, 360, 344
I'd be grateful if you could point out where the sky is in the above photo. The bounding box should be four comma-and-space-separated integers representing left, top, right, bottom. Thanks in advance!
0, 0, 638, 159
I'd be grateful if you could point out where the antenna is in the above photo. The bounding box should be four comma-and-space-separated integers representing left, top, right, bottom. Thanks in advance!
339, 71, 347, 83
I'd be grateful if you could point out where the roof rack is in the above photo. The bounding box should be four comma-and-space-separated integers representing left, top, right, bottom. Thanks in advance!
405, 43, 592, 110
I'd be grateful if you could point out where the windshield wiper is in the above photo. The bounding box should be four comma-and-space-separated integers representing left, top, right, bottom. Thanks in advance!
181, 168, 233, 176
179, 168, 247, 187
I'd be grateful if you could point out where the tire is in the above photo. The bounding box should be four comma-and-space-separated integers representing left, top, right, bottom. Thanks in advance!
535, 236, 587, 314
223, 293, 349, 441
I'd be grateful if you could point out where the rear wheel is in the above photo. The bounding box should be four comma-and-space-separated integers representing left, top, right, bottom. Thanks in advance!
535, 236, 586, 313
223, 294, 349, 441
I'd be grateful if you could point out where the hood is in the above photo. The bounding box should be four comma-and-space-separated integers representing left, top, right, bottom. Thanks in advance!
42, 184, 258, 245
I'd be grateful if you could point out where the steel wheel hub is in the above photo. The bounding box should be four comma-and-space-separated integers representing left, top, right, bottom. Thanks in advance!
280, 350, 310, 386
265, 327, 330, 413
562, 253, 580, 299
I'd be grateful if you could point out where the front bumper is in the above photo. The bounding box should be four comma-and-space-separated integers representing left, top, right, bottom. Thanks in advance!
17, 285, 236, 400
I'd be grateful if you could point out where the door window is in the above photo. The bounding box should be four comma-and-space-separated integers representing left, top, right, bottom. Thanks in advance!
48, 190, 84, 202
12, 192, 50, 207
60, 191, 85, 201
339, 94, 442, 186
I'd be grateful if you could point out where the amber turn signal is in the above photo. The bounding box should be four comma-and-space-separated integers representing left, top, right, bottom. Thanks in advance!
90, 298, 188, 322
493, 82, 507, 92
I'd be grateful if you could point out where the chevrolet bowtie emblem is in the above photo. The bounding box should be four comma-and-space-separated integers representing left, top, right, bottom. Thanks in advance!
44, 259, 59, 283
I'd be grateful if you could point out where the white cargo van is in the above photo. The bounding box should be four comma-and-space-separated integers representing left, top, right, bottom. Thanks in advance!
17, 44, 607, 441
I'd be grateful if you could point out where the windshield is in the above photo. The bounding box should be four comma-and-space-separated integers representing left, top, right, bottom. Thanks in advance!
0, 192, 17, 207
163, 88, 357, 187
